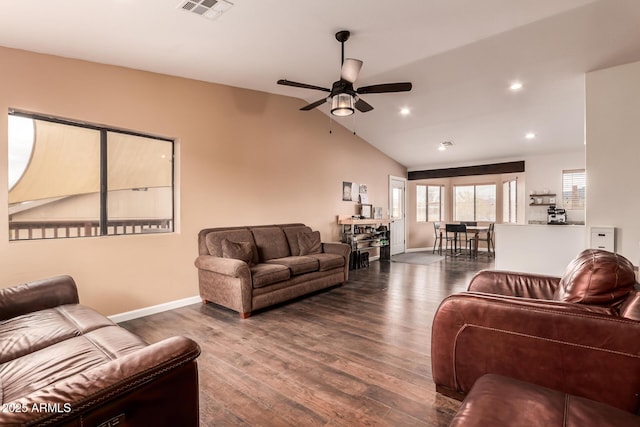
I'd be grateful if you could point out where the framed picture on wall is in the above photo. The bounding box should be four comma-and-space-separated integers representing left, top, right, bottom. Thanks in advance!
374, 207, 383, 219
360, 204, 373, 219
342, 182, 353, 201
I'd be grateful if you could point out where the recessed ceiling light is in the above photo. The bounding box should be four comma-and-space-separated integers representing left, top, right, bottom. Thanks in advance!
400, 107, 411, 116
510, 81, 523, 91
439, 141, 454, 151
525, 132, 536, 140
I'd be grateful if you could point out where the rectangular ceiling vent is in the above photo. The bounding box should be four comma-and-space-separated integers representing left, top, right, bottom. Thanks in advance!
177, 0, 233, 20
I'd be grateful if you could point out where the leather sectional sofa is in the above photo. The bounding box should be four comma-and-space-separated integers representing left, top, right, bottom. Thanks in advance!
432, 249, 640, 425
195, 223, 350, 318
0, 275, 200, 426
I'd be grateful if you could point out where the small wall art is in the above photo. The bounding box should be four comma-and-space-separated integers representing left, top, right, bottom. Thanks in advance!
342, 181, 353, 201
359, 184, 368, 203
360, 204, 373, 219
374, 207, 383, 219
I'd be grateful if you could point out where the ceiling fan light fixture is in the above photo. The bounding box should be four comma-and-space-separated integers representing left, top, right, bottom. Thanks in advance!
331, 94, 355, 117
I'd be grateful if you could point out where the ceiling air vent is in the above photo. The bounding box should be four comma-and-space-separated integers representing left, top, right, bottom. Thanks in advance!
177, 0, 233, 20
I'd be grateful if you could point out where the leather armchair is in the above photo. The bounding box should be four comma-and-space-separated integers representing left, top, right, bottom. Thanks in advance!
431, 249, 640, 413
449, 374, 640, 427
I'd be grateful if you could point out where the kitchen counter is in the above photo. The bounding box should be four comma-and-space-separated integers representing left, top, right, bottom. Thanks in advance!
495, 224, 586, 276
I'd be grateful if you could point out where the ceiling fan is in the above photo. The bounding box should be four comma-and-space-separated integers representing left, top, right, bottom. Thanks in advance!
277, 30, 412, 117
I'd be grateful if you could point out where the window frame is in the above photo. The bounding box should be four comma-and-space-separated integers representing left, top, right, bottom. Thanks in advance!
453, 183, 496, 222
8, 110, 175, 240
416, 184, 443, 222
562, 169, 586, 210
502, 179, 517, 224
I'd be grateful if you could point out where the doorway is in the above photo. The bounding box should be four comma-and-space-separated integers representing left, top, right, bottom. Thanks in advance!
389, 176, 406, 255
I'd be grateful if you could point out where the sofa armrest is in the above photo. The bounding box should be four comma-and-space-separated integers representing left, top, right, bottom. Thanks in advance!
0, 336, 201, 426
468, 269, 561, 299
431, 292, 640, 412
322, 242, 350, 258
0, 275, 79, 321
194, 255, 250, 277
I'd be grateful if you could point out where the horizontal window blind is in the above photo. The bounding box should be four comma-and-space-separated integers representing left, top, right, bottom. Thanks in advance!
562, 169, 585, 209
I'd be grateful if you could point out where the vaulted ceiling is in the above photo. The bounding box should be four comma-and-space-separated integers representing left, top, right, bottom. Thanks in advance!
2, 0, 640, 170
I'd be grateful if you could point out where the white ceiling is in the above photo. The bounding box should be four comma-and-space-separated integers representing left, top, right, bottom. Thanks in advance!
2, 0, 640, 170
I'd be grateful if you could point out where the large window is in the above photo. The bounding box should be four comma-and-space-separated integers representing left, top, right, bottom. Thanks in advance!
8, 111, 174, 240
454, 184, 496, 222
502, 179, 517, 223
416, 185, 443, 222
562, 169, 585, 209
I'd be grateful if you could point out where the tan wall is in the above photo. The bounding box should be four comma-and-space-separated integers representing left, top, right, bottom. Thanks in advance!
586, 59, 640, 262
0, 46, 406, 315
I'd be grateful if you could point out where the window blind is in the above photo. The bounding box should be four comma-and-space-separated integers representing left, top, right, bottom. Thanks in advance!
562, 169, 585, 209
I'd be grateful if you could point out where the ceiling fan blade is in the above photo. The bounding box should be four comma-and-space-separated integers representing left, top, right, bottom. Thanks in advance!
355, 98, 374, 113
277, 79, 331, 92
341, 58, 363, 83
300, 98, 328, 111
356, 82, 412, 94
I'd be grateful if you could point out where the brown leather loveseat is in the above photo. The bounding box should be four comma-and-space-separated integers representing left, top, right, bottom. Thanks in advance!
432, 249, 640, 424
0, 275, 200, 426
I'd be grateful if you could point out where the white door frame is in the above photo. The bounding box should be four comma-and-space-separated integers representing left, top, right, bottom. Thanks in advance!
389, 175, 407, 255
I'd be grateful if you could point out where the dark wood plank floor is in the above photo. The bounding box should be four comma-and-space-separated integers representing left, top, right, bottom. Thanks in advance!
120, 255, 493, 426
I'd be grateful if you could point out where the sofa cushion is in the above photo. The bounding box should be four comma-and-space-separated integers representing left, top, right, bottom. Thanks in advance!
307, 253, 345, 272
0, 304, 116, 364
250, 263, 290, 288
298, 231, 322, 256
450, 374, 640, 427
282, 225, 312, 256
554, 249, 636, 306
251, 227, 290, 261
0, 325, 146, 402
221, 238, 254, 265
265, 256, 319, 275
205, 229, 258, 262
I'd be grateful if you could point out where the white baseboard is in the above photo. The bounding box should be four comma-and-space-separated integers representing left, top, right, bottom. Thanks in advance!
406, 247, 431, 253
109, 295, 201, 324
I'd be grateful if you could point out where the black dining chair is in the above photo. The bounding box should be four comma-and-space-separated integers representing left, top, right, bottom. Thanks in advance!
445, 224, 472, 257
460, 221, 478, 226
433, 222, 443, 255
476, 223, 495, 257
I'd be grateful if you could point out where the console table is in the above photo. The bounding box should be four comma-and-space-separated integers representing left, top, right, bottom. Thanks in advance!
338, 218, 391, 269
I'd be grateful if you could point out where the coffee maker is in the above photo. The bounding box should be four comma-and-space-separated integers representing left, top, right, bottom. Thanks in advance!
547, 206, 567, 224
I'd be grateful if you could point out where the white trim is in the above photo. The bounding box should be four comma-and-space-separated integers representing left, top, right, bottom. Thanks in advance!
389, 175, 407, 255
406, 246, 490, 254
108, 295, 201, 323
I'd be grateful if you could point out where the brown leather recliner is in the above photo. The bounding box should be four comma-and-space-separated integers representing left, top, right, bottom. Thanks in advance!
431, 249, 640, 413
0, 276, 201, 426
449, 374, 640, 427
